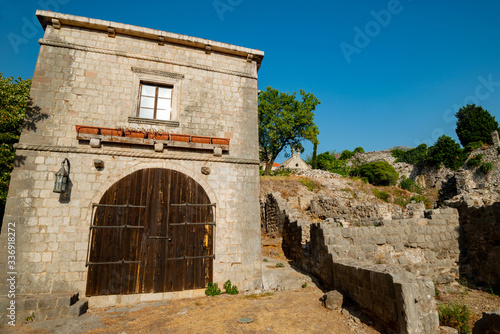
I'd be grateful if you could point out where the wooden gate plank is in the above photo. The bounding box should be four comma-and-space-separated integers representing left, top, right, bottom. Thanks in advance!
87, 168, 214, 297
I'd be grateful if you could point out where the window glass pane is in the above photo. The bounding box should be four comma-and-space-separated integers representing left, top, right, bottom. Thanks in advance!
139, 108, 154, 119
141, 84, 156, 97
157, 98, 171, 110
140, 96, 155, 108
158, 87, 172, 98
156, 108, 170, 120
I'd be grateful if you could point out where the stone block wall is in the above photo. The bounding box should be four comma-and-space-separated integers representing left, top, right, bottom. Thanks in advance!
454, 202, 500, 291
322, 209, 460, 282
283, 210, 439, 333
310, 195, 403, 225
261, 192, 310, 241
268, 192, 461, 282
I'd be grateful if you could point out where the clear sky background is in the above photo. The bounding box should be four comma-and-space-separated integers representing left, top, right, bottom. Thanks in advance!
1, 0, 500, 162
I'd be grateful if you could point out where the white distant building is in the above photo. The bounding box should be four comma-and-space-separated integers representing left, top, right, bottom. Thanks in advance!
278, 150, 311, 170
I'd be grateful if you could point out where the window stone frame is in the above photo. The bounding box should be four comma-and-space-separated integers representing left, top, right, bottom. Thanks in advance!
129, 67, 184, 127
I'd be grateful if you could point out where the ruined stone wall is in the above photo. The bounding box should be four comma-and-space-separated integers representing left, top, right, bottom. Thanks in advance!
464, 145, 500, 190
454, 202, 500, 291
322, 210, 460, 282
260, 192, 310, 241
310, 195, 403, 226
267, 193, 461, 282
283, 214, 439, 333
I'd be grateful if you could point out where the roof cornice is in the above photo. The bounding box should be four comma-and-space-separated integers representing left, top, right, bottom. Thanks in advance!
36, 10, 264, 68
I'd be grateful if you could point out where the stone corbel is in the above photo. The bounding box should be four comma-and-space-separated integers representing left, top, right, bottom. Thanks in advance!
158, 36, 165, 46
205, 45, 212, 54
154, 142, 164, 152
247, 54, 254, 62
52, 19, 61, 30
89, 138, 101, 148
107, 27, 115, 38
213, 147, 222, 157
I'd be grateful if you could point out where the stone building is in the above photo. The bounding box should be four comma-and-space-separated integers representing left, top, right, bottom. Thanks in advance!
0, 10, 264, 322
278, 150, 311, 170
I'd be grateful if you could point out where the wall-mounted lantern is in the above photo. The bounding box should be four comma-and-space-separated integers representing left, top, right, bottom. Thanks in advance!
53, 158, 70, 193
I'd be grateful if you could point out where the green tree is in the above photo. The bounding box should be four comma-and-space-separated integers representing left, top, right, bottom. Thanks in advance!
0, 74, 31, 213
259, 86, 320, 175
316, 151, 335, 170
340, 149, 354, 160
426, 135, 466, 170
455, 104, 499, 147
311, 142, 318, 169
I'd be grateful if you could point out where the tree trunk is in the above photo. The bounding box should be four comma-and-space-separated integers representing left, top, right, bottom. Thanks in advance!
264, 159, 274, 175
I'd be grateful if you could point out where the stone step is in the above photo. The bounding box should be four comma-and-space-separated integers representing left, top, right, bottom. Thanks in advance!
0, 292, 88, 325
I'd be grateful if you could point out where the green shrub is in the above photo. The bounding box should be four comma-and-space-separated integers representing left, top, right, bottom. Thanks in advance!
393, 195, 410, 207
410, 195, 432, 209
399, 177, 421, 194
480, 162, 493, 174
353, 147, 365, 154
467, 154, 483, 167
340, 147, 364, 160
372, 189, 390, 202
270, 168, 293, 177
205, 282, 221, 296
223, 280, 239, 295
391, 144, 428, 165
329, 158, 351, 176
465, 141, 483, 152
438, 302, 471, 334
276, 262, 284, 268
316, 151, 335, 170
353, 161, 399, 186
299, 178, 321, 192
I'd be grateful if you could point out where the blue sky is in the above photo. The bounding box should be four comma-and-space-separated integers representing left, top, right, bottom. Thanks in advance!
1, 0, 500, 162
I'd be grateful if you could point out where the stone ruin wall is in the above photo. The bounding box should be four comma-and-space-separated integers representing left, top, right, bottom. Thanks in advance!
263, 192, 461, 282
280, 200, 439, 333
450, 201, 500, 291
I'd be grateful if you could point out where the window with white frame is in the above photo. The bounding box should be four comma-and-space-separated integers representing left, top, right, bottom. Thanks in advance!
130, 67, 183, 126
139, 83, 173, 121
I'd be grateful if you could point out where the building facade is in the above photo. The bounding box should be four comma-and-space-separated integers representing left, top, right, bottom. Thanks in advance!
0, 10, 264, 322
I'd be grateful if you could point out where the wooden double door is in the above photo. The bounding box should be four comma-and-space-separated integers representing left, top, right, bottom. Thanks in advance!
86, 168, 214, 296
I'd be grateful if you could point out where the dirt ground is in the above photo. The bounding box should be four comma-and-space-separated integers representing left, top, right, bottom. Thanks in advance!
3, 236, 383, 334
3, 236, 498, 334
4, 287, 382, 334
436, 282, 500, 331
